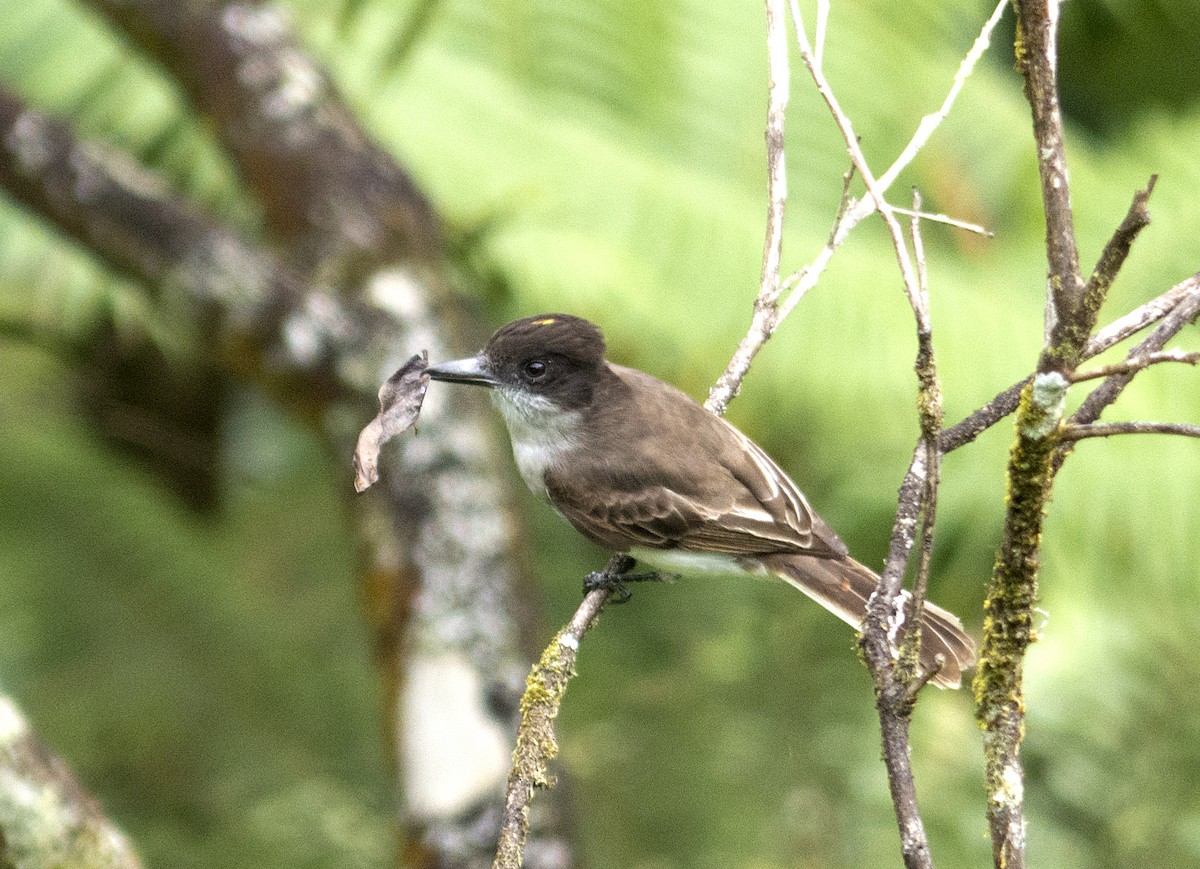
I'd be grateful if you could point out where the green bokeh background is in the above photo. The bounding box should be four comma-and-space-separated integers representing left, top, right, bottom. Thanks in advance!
2, 1, 1199, 866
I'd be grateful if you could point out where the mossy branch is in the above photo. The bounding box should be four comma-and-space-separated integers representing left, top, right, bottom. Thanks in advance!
493, 574, 617, 868
973, 375, 1063, 869
974, 5, 1176, 868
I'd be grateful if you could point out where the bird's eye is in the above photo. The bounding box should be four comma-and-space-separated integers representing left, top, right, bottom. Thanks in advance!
522, 359, 548, 381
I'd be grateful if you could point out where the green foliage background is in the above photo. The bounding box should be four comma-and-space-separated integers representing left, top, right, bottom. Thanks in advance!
2, 0, 1199, 866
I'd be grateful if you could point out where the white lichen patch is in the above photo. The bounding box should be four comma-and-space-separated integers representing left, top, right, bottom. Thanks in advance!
0, 769, 75, 862
401, 652, 510, 820
887, 591, 911, 656
283, 290, 350, 367
367, 268, 427, 322
5, 111, 53, 175
0, 697, 28, 745
1022, 371, 1068, 439
992, 761, 1024, 806
71, 142, 168, 204
221, 4, 288, 46
222, 3, 324, 130
262, 50, 323, 121
163, 231, 267, 321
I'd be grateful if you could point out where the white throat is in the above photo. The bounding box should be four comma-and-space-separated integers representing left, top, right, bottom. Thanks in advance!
491, 388, 581, 496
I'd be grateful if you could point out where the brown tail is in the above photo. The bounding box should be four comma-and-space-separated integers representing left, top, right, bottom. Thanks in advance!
760, 553, 976, 689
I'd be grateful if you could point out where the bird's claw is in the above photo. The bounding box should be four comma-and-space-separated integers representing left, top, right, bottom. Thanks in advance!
582, 568, 666, 604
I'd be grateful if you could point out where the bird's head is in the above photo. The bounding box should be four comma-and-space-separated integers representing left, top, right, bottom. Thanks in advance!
426, 314, 607, 414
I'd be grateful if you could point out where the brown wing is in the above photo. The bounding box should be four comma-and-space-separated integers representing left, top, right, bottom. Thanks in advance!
543, 412, 848, 560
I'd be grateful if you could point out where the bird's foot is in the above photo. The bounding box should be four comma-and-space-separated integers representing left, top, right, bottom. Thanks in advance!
583, 555, 667, 604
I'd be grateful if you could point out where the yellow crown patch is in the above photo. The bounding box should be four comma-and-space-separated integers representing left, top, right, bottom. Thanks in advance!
531, 318, 557, 326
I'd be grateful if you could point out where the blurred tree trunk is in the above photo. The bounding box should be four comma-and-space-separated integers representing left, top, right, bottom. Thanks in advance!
0, 2, 570, 866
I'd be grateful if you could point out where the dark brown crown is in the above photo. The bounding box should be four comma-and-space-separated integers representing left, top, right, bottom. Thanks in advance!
484, 314, 606, 370
482, 314, 608, 410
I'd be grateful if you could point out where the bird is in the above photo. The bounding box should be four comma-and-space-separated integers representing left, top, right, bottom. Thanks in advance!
425, 314, 975, 688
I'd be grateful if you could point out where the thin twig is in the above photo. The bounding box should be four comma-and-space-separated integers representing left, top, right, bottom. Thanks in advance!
1079, 178, 1156, 327
711, 0, 1006, 410
1060, 422, 1200, 441
876, 0, 1009, 193
907, 655, 947, 703
1052, 279, 1200, 475
1070, 279, 1200, 429
905, 193, 939, 654
1067, 350, 1200, 382
706, 0, 791, 415
789, 0, 950, 857
1086, 272, 1200, 355
890, 205, 994, 237
775, 169, 855, 323
789, 0, 923, 311
813, 0, 829, 71
940, 379, 1029, 453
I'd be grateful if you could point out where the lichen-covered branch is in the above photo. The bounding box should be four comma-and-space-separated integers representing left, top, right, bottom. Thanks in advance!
974, 373, 1066, 869
861, 445, 935, 869
493, 582, 615, 869
0, 695, 144, 869
974, 6, 1155, 868
858, 199, 944, 869
0, 88, 291, 327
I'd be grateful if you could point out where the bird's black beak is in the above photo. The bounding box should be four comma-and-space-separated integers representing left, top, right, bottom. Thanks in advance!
425, 355, 500, 388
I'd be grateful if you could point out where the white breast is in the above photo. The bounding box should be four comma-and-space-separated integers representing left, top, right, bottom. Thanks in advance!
491, 388, 581, 496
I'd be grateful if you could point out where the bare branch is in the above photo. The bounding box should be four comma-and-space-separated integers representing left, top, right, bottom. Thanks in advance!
788, 0, 922, 303
1067, 350, 1200, 383
1080, 178, 1156, 323
1015, 0, 1085, 374
1087, 272, 1200, 354
890, 205, 994, 237
1060, 422, 1200, 441
712, 0, 1005, 409
876, 0, 1009, 192
940, 379, 1029, 453
813, 0, 830, 71
1067, 275, 1200, 434
774, 168, 854, 323
705, 0, 790, 415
